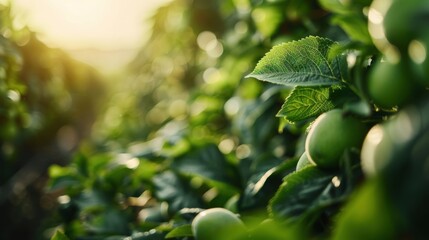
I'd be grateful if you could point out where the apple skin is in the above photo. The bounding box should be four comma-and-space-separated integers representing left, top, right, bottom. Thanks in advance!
306, 109, 368, 169
192, 208, 246, 240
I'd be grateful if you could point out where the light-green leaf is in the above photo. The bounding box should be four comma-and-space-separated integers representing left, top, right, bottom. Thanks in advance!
277, 86, 336, 122
331, 14, 372, 44
165, 224, 193, 239
246, 36, 347, 86
318, 0, 353, 14
51, 230, 69, 240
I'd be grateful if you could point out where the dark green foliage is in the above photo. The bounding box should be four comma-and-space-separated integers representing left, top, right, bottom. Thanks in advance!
48, 0, 429, 238
0, 0, 427, 239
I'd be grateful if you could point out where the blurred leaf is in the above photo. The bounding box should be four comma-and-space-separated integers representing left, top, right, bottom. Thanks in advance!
241, 157, 297, 210
138, 205, 168, 224
171, 144, 233, 183
48, 175, 82, 191
318, 0, 372, 14
134, 159, 160, 181
170, 144, 239, 203
252, 4, 284, 37
247, 36, 347, 86
75, 189, 108, 211
73, 153, 90, 177
269, 166, 335, 219
86, 154, 113, 177
75, 208, 130, 236
105, 237, 128, 240
101, 165, 133, 192
92, 208, 130, 235
233, 90, 279, 146
318, 0, 353, 14
165, 224, 193, 238
153, 171, 204, 213
130, 230, 166, 240
248, 218, 306, 240
331, 14, 371, 44
51, 230, 69, 240
48, 165, 81, 191
332, 179, 400, 240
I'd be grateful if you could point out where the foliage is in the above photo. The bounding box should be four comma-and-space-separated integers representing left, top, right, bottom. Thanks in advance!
0, 3, 104, 239
0, 0, 426, 239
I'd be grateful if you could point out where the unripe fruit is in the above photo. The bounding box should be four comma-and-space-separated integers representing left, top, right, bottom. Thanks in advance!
368, 61, 416, 109
306, 109, 368, 169
361, 106, 422, 177
383, 0, 429, 50
360, 124, 394, 177
192, 208, 246, 240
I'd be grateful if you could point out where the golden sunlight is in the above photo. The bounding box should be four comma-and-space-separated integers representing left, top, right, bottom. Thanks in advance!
13, 0, 171, 50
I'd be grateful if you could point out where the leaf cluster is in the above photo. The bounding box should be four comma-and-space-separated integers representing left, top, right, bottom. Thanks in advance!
44, 0, 429, 240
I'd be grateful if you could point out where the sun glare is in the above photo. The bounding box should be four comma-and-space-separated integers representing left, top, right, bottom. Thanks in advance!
12, 0, 171, 50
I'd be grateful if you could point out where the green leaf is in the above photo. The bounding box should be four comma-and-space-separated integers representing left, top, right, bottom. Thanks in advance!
241, 156, 295, 210
331, 14, 372, 44
47, 165, 82, 191
170, 144, 239, 198
249, 218, 306, 240
318, 0, 372, 14
50, 230, 69, 240
165, 224, 193, 239
75, 189, 108, 211
318, 0, 353, 14
171, 144, 233, 183
268, 166, 334, 219
332, 179, 399, 240
277, 86, 336, 122
252, 5, 284, 37
233, 89, 280, 146
47, 175, 81, 191
246, 36, 347, 86
153, 171, 204, 213
277, 84, 360, 123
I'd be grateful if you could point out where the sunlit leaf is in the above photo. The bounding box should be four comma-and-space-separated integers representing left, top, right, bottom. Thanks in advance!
247, 36, 347, 86
331, 14, 372, 44
165, 224, 193, 239
318, 0, 353, 14
50, 230, 69, 240
47, 165, 81, 191
277, 86, 336, 122
318, 0, 372, 14
249, 218, 306, 240
252, 5, 284, 37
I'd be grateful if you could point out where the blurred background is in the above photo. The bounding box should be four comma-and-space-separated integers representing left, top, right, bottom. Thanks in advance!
13, 0, 172, 72
0, 0, 173, 239
2, 0, 407, 239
